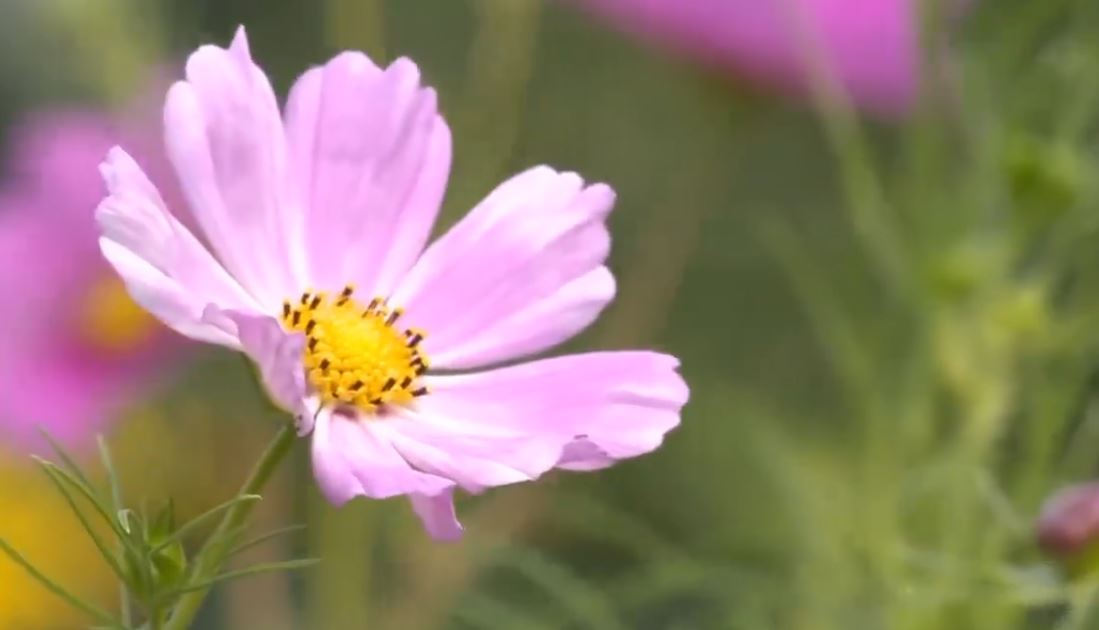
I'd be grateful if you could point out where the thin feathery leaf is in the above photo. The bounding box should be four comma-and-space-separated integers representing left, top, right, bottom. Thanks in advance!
227, 524, 306, 558
96, 436, 133, 630
38, 429, 95, 489
150, 494, 262, 555
97, 436, 123, 511
38, 465, 127, 580
32, 458, 127, 541
160, 558, 320, 599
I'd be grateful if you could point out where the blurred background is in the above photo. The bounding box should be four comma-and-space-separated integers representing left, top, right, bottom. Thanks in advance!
5, 0, 1099, 628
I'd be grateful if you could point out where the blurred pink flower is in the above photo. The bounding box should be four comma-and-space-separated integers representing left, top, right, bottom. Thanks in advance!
96, 27, 688, 540
0, 108, 183, 449
565, 0, 922, 113
1037, 482, 1099, 557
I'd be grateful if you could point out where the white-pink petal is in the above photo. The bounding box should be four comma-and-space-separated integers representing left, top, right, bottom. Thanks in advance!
98, 239, 238, 347
96, 147, 260, 347
285, 53, 451, 297
393, 168, 617, 370
165, 26, 300, 309
311, 411, 454, 505
379, 351, 686, 494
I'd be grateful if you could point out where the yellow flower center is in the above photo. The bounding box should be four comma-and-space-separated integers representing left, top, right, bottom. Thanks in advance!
281, 285, 429, 413
78, 276, 158, 351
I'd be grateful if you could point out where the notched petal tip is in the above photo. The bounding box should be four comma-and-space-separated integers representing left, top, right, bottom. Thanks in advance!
386, 56, 424, 82
327, 50, 383, 77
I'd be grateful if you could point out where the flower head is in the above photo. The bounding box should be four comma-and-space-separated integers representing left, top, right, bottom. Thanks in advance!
97, 26, 688, 539
564, 0, 925, 114
0, 108, 183, 449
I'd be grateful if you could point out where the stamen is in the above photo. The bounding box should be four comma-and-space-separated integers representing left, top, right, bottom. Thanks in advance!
386, 308, 403, 326
280, 286, 430, 415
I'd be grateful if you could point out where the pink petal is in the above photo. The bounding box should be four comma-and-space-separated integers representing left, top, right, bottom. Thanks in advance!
409, 489, 463, 541
393, 168, 617, 369
382, 351, 687, 493
310, 411, 453, 505
165, 26, 300, 309
285, 53, 451, 296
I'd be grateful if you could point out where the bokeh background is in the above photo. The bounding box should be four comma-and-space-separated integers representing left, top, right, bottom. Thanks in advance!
5, 0, 1099, 628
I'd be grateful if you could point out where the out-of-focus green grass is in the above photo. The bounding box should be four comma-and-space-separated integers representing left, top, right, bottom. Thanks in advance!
8, 0, 1099, 628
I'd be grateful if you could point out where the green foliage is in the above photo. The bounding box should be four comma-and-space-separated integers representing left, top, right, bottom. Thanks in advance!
0, 430, 308, 630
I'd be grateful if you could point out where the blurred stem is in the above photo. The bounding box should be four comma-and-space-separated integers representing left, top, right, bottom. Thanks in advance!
778, 0, 910, 299
447, 0, 542, 216
162, 423, 296, 630
305, 500, 374, 630
324, 0, 384, 59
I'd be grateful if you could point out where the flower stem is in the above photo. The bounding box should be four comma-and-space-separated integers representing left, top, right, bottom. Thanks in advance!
162, 422, 296, 630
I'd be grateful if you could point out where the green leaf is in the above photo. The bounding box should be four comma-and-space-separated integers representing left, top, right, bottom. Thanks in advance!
227, 524, 307, 558
35, 458, 153, 602
0, 537, 124, 629
150, 500, 177, 541
31, 458, 124, 540
159, 558, 319, 599
37, 464, 127, 581
149, 494, 262, 555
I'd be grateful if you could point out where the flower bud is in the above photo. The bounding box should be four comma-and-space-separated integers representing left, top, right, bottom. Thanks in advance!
1037, 482, 1099, 557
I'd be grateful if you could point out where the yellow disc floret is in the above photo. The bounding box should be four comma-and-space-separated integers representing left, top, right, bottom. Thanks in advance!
281, 285, 429, 413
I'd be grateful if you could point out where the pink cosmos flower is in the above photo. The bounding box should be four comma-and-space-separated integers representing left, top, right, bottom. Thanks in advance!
564, 0, 922, 113
0, 110, 182, 449
95, 26, 688, 540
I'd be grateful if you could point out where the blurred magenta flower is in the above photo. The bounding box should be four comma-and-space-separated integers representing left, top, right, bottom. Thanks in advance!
1037, 482, 1099, 557
0, 110, 183, 449
96, 26, 688, 540
564, 0, 921, 113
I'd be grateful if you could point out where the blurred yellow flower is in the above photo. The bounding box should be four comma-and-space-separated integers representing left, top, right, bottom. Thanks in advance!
0, 459, 114, 629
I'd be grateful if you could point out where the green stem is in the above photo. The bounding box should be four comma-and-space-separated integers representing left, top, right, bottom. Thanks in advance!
162, 423, 296, 630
